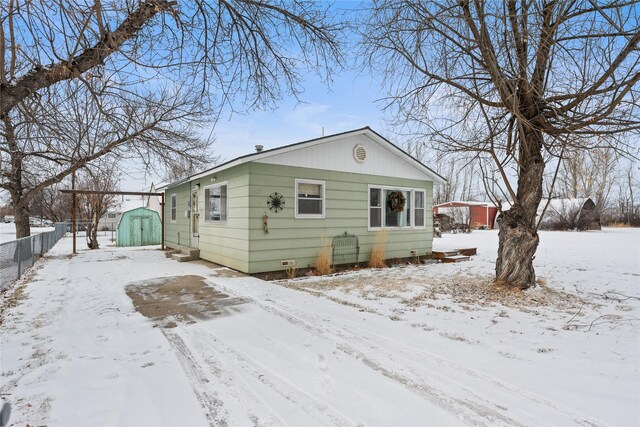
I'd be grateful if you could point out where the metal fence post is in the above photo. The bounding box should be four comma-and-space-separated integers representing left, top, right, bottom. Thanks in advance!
16, 238, 21, 279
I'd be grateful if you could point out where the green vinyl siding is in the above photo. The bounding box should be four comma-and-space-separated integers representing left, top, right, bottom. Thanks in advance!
195, 164, 250, 272
164, 182, 191, 249
165, 162, 434, 274
246, 163, 433, 274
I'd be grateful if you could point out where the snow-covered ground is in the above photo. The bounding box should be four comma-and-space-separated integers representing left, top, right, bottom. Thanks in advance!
1, 228, 638, 426
0, 222, 55, 243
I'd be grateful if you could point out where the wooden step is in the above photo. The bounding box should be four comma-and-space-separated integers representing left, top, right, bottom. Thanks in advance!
441, 255, 470, 263
456, 247, 477, 256
431, 250, 459, 259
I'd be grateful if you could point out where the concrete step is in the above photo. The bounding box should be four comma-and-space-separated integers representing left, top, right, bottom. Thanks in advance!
169, 248, 200, 262
165, 249, 180, 258
171, 253, 193, 262
185, 248, 200, 259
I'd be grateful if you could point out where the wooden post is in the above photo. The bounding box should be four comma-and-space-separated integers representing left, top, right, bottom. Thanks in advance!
161, 193, 165, 250
72, 172, 76, 255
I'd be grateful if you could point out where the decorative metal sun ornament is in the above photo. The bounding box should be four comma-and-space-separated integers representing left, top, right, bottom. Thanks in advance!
267, 192, 285, 213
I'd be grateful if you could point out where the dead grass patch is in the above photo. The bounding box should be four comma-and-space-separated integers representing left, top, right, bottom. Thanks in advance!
313, 238, 333, 275
369, 230, 387, 268
277, 266, 587, 314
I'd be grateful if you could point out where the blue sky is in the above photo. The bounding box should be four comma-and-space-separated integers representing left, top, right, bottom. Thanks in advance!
120, 66, 391, 190
120, 1, 394, 191
121, 67, 394, 190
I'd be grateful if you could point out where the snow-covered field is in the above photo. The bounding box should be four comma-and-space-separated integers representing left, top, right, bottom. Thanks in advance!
0, 223, 55, 243
1, 228, 638, 426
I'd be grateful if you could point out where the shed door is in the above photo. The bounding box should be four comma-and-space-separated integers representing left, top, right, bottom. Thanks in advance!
130, 216, 142, 246
191, 189, 199, 248
140, 216, 150, 246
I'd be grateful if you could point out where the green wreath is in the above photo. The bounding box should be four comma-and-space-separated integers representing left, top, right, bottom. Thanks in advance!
388, 191, 406, 212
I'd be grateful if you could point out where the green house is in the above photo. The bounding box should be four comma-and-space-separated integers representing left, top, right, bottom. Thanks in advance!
162, 127, 445, 274
116, 207, 162, 247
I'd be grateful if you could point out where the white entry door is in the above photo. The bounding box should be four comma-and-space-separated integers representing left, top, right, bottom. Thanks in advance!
191, 189, 199, 248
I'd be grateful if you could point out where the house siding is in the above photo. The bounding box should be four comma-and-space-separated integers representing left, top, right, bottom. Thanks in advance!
246, 163, 433, 274
191, 164, 250, 272
164, 182, 191, 250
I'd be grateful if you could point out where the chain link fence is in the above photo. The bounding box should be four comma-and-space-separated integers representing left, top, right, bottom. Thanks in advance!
0, 223, 69, 291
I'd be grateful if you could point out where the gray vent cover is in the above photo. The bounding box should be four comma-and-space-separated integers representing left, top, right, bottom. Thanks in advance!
353, 144, 367, 163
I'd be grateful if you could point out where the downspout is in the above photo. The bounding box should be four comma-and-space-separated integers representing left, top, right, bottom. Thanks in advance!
161, 193, 165, 250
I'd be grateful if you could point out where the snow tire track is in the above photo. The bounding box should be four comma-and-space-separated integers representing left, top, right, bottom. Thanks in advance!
211, 278, 606, 427
181, 323, 354, 426
163, 329, 230, 426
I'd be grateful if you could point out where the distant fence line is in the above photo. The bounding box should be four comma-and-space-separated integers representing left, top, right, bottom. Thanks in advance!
0, 223, 69, 291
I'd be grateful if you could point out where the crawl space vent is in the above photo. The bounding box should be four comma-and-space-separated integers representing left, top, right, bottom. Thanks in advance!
353, 144, 367, 163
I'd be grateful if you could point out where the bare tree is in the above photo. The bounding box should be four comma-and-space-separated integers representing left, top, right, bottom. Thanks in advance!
363, 1, 639, 289
1, 80, 211, 238
615, 161, 640, 225
29, 180, 73, 223
1, 0, 343, 238
557, 147, 618, 214
76, 161, 119, 249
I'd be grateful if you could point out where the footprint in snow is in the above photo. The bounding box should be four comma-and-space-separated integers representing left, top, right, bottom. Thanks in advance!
317, 354, 328, 372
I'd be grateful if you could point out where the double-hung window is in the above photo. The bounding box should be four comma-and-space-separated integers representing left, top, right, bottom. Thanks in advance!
204, 183, 228, 222
296, 179, 325, 218
368, 186, 426, 229
414, 190, 425, 227
170, 194, 177, 222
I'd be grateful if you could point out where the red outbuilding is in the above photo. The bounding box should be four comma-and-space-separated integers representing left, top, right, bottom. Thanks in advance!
433, 201, 499, 230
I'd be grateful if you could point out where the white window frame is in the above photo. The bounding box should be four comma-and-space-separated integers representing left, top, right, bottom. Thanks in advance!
414, 189, 426, 228
367, 185, 427, 231
203, 182, 228, 224
170, 194, 177, 223
295, 179, 326, 219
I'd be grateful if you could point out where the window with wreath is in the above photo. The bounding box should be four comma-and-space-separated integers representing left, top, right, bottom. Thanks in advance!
369, 186, 426, 229
204, 183, 227, 222
296, 179, 325, 217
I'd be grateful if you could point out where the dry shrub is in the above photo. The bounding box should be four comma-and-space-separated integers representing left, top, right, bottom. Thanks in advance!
314, 238, 333, 275
286, 264, 298, 280
369, 230, 387, 268
607, 222, 631, 228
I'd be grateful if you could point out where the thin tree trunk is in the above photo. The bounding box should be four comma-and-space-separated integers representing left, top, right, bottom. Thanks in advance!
496, 127, 545, 289
88, 209, 100, 249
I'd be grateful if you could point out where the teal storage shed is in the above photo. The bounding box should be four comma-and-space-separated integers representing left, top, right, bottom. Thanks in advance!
116, 207, 162, 247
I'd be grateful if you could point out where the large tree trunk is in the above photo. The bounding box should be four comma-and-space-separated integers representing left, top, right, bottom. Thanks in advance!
13, 200, 31, 239
2, 112, 31, 238
496, 127, 545, 289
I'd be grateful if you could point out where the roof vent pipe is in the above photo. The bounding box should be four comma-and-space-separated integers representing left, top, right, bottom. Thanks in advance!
255, 145, 264, 153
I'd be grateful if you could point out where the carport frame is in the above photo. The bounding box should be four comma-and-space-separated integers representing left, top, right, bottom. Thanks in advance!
59, 189, 165, 254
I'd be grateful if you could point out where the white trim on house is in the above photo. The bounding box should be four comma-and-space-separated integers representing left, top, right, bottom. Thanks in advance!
295, 179, 326, 219
367, 184, 427, 231
203, 181, 229, 224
